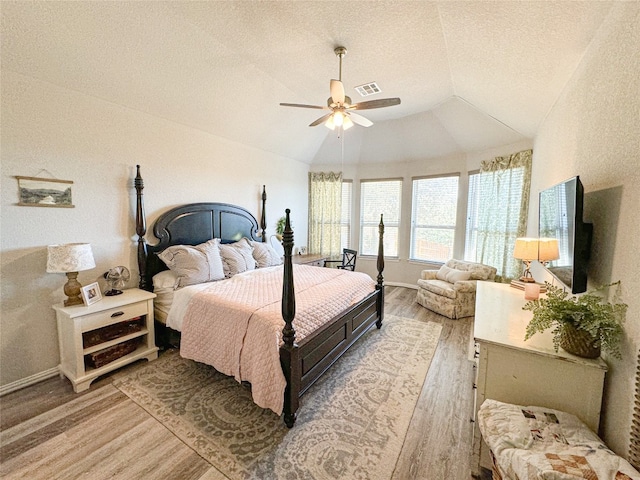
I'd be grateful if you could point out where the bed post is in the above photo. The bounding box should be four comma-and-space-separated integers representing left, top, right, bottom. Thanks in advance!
260, 185, 267, 243
376, 214, 385, 328
135, 165, 150, 291
280, 209, 300, 428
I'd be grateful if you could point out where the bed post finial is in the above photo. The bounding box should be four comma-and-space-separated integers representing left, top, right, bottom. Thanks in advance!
376, 213, 385, 327
135, 165, 150, 291
260, 185, 267, 243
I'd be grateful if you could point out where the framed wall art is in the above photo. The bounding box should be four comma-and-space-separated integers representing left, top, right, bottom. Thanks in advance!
15, 176, 74, 208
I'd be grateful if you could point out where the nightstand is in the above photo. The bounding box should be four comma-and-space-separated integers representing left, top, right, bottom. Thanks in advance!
53, 288, 158, 392
292, 254, 328, 267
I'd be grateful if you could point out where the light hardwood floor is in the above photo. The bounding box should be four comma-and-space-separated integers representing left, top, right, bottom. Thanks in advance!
0, 286, 488, 480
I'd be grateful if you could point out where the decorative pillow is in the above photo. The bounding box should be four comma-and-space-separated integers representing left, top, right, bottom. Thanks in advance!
250, 240, 282, 268
219, 238, 256, 277
436, 265, 454, 282
152, 270, 179, 290
157, 238, 225, 287
447, 269, 472, 283
436, 265, 472, 283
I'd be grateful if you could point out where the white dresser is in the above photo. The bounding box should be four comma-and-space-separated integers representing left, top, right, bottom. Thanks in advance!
472, 281, 607, 476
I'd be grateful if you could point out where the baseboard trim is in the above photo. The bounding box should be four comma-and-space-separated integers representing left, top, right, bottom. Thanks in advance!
0, 366, 60, 397
386, 282, 418, 290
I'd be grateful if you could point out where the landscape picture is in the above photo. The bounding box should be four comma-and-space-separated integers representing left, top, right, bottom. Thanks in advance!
16, 176, 74, 207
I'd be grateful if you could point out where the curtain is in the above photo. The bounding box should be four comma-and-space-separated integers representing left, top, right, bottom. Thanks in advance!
475, 149, 532, 281
308, 171, 342, 257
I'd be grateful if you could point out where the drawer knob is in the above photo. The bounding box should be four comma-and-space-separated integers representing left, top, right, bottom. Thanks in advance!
111, 311, 125, 318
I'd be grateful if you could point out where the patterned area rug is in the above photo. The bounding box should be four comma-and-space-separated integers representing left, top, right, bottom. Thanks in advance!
113, 315, 442, 480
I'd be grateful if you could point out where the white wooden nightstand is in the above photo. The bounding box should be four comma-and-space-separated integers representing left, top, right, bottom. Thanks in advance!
53, 288, 158, 392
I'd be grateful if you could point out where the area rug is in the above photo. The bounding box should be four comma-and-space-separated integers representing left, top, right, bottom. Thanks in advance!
113, 315, 442, 480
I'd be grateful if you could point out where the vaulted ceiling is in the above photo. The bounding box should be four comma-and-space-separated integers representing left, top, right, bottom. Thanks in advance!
1, 1, 615, 165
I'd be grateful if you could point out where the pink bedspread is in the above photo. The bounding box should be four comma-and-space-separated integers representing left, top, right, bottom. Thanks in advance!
179, 265, 376, 415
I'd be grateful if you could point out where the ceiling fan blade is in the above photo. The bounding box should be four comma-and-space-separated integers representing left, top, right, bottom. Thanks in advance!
347, 112, 373, 127
330, 79, 345, 105
309, 112, 334, 127
352, 98, 401, 110
280, 103, 328, 110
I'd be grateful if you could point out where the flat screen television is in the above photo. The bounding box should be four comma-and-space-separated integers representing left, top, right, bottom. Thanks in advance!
538, 176, 593, 293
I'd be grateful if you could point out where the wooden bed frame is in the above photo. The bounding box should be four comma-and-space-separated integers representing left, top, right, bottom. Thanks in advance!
133, 165, 385, 427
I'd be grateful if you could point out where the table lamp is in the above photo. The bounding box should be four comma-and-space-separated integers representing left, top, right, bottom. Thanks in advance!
47, 243, 96, 306
513, 237, 538, 282
538, 238, 560, 266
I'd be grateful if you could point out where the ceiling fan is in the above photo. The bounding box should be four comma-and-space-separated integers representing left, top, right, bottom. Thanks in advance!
280, 46, 401, 130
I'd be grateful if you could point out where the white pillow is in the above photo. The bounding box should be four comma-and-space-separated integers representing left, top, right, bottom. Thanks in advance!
157, 238, 225, 287
447, 269, 471, 283
436, 265, 472, 283
250, 240, 283, 268
152, 270, 179, 290
436, 265, 454, 281
219, 238, 256, 277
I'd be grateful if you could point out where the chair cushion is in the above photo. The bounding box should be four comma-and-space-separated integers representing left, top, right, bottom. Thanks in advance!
417, 278, 457, 299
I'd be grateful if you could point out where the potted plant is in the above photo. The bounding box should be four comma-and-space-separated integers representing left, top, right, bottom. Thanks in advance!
523, 281, 627, 359
275, 216, 290, 241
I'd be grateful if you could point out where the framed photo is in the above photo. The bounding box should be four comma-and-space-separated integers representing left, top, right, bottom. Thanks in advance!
15, 176, 74, 208
81, 282, 102, 306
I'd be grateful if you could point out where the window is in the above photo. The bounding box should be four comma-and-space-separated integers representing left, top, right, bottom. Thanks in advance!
360, 179, 402, 257
341, 180, 352, 250
464, 171, 481, 262
410, 175, 459, 262
463, 149, 532, 280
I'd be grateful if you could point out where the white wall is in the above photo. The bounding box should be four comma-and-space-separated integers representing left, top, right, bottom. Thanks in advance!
529, 1, 640, 455
312, 139, 533, 286
0, 71, 309, 388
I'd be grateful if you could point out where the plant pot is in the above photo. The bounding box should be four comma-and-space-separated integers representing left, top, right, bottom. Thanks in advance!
559, 322, 601, 358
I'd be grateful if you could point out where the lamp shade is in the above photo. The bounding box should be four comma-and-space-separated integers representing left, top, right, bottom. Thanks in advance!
513, 238, 539, 261
538, 238, 560, 262
46, 243, 95, 273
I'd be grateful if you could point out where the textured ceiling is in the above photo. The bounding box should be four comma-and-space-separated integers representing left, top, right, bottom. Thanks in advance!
1, 1, 615, 165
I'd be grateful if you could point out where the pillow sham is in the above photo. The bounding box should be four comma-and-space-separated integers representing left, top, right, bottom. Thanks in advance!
250, 240, 283, 268
152, 270, 179, 290
219, 238, 256, 277
157, 238, 225, 287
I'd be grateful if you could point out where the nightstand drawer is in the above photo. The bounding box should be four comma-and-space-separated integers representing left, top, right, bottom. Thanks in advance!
80, 301, 149, 332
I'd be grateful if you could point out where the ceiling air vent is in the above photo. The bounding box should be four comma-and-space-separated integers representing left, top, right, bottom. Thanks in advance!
355, 82, 381, 97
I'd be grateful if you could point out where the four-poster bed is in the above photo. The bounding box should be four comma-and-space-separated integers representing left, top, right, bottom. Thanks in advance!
133, 165, 385, 427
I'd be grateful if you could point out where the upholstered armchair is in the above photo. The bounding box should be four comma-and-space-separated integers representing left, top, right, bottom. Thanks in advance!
416, 259, 497, 319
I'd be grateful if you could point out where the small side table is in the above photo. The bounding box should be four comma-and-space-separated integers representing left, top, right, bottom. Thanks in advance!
292, 254, 328, 267
53, 288, 158, 392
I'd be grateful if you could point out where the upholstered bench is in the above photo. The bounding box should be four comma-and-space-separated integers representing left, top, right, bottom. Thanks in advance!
477, 399, 640, 480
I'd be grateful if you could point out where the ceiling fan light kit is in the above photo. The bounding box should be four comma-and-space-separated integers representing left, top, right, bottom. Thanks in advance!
280, 46, 401, 130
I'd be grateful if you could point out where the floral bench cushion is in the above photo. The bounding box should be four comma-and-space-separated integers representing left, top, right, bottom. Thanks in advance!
478, 399, 640, 480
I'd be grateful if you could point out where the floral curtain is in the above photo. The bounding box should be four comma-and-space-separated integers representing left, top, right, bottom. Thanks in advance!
308, 171, 342, 257
475, 149, 532, 281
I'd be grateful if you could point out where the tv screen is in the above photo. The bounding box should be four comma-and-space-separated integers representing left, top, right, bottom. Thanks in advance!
538, 176, 593, 293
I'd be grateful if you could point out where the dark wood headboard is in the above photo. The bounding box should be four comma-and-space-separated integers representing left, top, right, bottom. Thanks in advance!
134, 165, 267, 290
